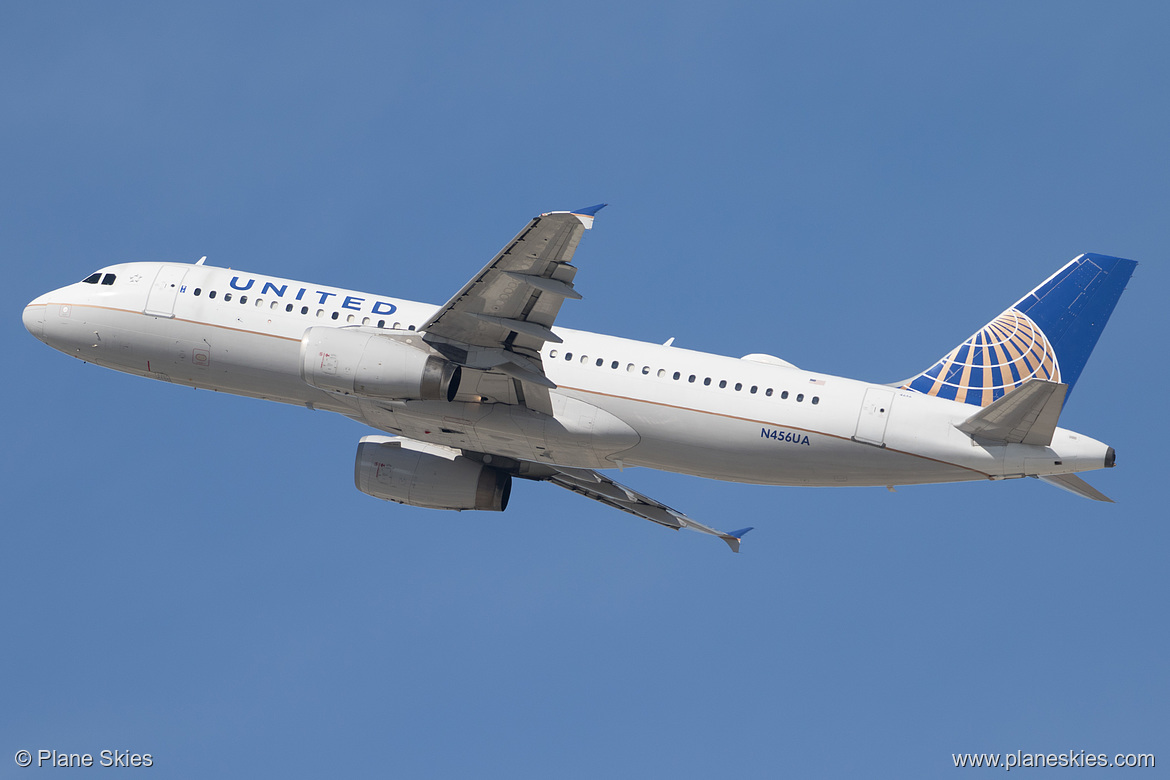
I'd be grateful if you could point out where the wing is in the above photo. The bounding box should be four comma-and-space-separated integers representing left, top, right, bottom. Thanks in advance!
422, 205, 605, 415
526, 465, 753, 552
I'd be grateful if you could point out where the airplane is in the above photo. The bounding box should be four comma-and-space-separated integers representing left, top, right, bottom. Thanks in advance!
22, 205, 1136, 552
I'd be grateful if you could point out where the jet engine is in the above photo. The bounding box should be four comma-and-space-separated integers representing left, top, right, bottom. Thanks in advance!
300, 327, 460, 402
354, 436, 511, 511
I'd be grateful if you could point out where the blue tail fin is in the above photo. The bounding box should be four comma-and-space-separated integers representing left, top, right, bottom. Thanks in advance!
904, 253, 1136, 407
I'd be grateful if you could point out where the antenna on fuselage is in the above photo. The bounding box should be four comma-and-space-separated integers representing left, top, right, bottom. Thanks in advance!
196, 256, 207, 265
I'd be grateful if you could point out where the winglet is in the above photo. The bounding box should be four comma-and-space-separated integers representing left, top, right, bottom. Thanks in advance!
540, 203, 607, 229
720, 527, 754, 554
571, 203, 607, 229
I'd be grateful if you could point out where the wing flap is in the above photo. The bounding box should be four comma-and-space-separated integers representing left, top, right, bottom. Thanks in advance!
463, 312, 563, 344
501, 271, 583, 300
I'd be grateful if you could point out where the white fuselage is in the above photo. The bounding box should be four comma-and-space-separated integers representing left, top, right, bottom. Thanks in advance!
23, 262, 1113, 489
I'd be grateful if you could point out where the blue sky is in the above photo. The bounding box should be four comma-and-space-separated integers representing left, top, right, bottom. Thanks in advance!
3, 2, 1166, 777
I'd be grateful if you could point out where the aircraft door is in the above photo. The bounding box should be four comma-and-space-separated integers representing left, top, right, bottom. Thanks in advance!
853, 387, 895, 447
144, 266, 188, 318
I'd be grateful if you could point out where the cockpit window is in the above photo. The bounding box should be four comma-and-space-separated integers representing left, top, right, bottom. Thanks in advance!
100, 274, 116, 285
82, 273, 101, 284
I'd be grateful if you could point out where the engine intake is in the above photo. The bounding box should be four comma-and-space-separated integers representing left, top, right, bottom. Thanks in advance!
300, 327, 460, 401
355, 436, 511, 512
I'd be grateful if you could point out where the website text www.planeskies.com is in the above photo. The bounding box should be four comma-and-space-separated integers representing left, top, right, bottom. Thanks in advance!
953, 750, 1154, 770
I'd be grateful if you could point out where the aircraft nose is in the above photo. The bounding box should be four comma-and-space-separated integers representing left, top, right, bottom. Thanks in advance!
23, 297, 46, 340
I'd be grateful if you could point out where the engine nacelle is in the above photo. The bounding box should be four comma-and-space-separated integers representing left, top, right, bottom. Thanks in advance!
354, 436, 511, 511
300, 327, 460, 402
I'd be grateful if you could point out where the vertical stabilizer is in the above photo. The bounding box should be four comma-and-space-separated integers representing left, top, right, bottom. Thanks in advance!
904, 253, 1136, 407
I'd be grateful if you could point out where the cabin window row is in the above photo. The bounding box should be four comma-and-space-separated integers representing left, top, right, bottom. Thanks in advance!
188, 287, 416, 330
547, 349, 820, 404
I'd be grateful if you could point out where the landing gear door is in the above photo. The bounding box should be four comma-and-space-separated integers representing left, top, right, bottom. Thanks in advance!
854, 387, 895, 447
144, 266, 188, 318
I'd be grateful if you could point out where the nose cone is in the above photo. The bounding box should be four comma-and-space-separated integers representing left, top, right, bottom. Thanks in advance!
23, 297, 47, 340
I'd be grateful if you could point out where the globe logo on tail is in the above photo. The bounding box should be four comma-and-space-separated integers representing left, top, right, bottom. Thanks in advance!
906, 308, 1060, 407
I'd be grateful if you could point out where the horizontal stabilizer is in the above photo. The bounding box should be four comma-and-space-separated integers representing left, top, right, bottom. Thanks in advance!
956, 379, 1067, 446
1039, 473, 1114, 503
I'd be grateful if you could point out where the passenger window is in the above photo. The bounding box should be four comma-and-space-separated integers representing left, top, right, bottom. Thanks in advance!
688, 375, 696, 383
781, 390, 789, 399
224, 293, 232, 302
100, 274, 116, 285
301, 306, 309, 314
316, 309, 324, 318
750, 386, 758, 394
82, 273, 101, 284
796, 393, 804, 402
565, 352, 573, 361
673, 371, 680, 380
812, 396, 820, 405
641, 366, 649, 375
657, 369, 667, 378
285, 304, 293, 312
611, 361, 619, 369
734, 382, 742, 391
765, 388, 773, 397
331, 312, 339, 320
240, 295, 247, 304
377, 319, 386, 328
209, 290, 217, 299
627, 363, 636, 373
549, 349, 559, 358
347, 314, 355, 323
596, 358, 604, 367
194, 288, 202, 296
719, 380, 727, 389
703, 377, 711, 386
362, 317, 370, 325
580, 355, 589, 364
408, 325, 416, 331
